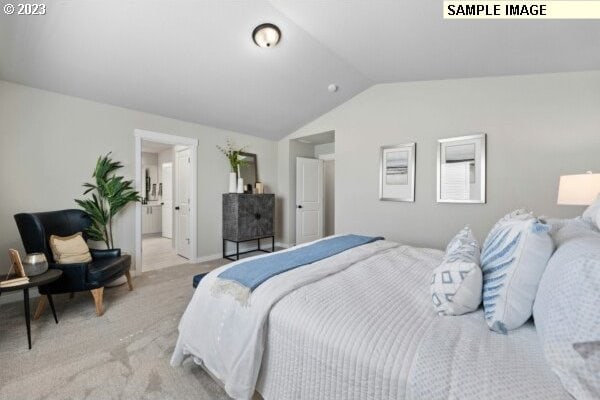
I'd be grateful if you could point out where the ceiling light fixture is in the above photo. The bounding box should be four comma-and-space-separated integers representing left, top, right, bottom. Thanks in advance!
252, 23, 281, 48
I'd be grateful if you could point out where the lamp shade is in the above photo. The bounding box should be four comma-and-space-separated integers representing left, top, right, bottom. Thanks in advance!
557, 173, 600, 205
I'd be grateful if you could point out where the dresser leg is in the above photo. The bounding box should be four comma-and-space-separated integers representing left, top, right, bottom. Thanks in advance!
272, 236, 275, 252
236, 242, 240, 260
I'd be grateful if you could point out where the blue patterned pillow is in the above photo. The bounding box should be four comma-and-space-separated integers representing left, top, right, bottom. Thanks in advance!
431, 227, 482, 316
481, 210, 554, 333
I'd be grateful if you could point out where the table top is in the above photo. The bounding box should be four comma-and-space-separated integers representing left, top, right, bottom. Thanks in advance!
0, 269, 63, 293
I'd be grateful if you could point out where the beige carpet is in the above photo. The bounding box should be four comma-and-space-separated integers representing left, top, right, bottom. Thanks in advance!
0, 259, 250, 400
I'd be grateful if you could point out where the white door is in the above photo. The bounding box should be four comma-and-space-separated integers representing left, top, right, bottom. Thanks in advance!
161, 162, 173, 239
176, 149, 191, 259
296, 157, 324, 245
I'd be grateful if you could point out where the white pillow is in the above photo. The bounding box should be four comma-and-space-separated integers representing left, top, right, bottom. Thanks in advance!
533, 224, 600, 399
480, 210, 554, 333
582, 193, 600, 230
431, 227, 482, 316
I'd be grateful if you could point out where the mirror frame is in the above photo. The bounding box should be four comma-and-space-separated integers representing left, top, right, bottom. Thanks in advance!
239, 151, 258, 187
436, 133, 486, 204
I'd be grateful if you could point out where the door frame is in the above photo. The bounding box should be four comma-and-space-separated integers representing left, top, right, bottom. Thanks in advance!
134, 129, 199, 272
160, 161, 173, 240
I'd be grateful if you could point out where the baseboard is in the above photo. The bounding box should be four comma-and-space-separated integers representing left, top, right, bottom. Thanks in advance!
192, 241, 290, 264
0, 287, 39, 305
193, 253, 222, 264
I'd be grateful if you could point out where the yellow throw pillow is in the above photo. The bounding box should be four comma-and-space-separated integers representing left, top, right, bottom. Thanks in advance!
49, 232, 92, 264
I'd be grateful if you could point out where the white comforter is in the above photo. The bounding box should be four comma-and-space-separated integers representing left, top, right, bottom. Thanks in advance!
173, 240, 569, 400
171, 238, 399, 399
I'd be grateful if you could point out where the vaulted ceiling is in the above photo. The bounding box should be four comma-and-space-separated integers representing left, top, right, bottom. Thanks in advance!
1, 0, 599, 140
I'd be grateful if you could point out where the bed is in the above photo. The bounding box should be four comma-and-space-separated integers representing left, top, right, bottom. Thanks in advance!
171, 238, 570, 400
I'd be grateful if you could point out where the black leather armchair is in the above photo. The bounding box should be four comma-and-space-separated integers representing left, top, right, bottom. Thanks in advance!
14, 209, 133, 317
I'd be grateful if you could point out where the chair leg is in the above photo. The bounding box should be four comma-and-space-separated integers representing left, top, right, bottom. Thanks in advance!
33, 295, 47, 320
90, 288, 105, 316
125, 271, 133, 291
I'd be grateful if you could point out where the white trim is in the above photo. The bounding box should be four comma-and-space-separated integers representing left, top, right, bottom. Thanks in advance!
134, 129, 198, 147
134, 129, 199, 272
194, 253, 223, 264
318, 153, 335, 161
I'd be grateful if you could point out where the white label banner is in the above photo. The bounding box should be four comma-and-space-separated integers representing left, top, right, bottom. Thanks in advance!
444, 1, 600, 19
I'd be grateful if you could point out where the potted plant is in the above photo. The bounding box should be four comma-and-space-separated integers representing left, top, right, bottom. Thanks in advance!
217, 139, 247, 193
75, 152, 141, 249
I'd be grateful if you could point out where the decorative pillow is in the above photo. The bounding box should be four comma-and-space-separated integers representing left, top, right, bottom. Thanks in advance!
480, 210, 554, 333
533, 224, 600, 399
49, 232, 92, 264
551, 218, 599, 247
541, 217, 569, 240
431, 227, 482, 316
582, 193, 600, 230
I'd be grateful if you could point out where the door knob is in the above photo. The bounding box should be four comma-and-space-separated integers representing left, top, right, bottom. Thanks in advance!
297, 205, 303, 209
175, 206, 180, 210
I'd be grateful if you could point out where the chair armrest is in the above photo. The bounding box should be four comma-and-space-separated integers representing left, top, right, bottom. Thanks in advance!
49, 262, 87, 274
43, 262, 89, 293
90, 248, 121, 259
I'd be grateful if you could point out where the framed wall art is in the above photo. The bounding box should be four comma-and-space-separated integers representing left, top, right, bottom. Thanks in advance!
379, 143, 416, 202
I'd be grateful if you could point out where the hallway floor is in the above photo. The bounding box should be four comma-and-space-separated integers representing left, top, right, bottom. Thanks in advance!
142, 234, 188, 271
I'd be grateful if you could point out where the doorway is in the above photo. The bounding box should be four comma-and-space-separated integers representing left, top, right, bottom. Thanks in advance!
134, 129, 198, 272
291, 131, 335, 245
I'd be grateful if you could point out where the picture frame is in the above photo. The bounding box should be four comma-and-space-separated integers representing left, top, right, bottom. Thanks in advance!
436, 133, 486, 204
379, 143, 416, 202
8, 249, 27, 278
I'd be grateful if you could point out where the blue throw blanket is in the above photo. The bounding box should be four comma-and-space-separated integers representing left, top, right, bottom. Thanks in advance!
215, 235, 383, 301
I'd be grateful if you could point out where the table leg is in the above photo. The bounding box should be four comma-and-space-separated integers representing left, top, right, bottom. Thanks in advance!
48, 294, 58, 324
236, 242, 240, 261
272, 236, 275, 252
23, 288, 31, 350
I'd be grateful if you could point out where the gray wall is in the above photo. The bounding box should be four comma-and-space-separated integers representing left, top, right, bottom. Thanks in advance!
314, 142, 335, 157
279, 71, 600, 249
0, 81, 278, 273
141, 152, 158, 166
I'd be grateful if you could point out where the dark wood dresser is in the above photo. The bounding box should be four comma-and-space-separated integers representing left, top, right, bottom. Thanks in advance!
222, 193, 275, 260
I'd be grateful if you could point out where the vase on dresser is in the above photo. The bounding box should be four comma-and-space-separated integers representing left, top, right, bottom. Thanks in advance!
229, 172, 237, 193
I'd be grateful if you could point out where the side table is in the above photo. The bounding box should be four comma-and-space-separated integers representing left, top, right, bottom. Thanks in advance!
0, 269, 62, 349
